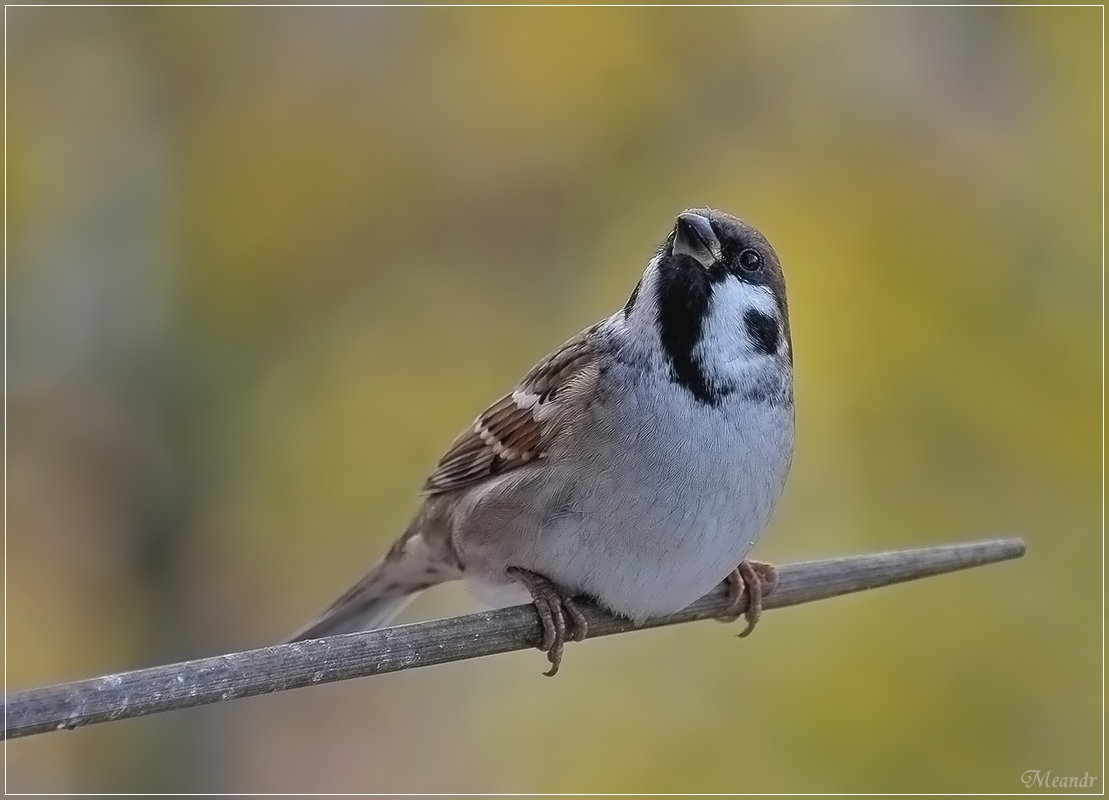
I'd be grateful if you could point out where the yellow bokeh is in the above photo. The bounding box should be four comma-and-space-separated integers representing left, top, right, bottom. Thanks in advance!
5, 5, 1101, 793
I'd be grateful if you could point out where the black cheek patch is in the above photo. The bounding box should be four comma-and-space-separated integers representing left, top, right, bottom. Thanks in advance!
744, 309, 780, 355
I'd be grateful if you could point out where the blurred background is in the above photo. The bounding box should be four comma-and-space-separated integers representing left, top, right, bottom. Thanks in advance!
5, 5, 1101, 793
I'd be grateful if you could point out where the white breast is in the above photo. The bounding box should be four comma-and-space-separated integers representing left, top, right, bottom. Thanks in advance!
457, 359, 794, 623
558, 370, 793, 620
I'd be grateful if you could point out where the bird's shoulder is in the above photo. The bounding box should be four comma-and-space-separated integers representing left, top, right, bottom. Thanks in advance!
422, 322, 606, 495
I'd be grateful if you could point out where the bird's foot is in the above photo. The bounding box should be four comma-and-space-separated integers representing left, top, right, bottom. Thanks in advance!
507, 567, 588, 677
718, 559, 779, 637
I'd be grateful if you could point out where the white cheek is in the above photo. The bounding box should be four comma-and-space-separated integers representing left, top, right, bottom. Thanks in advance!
695, 279, 779, 363
624, 256, 662, 328
611, 255, 670, 364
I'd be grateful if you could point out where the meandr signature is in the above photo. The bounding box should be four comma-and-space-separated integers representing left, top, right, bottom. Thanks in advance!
1021, 769, 1099, 790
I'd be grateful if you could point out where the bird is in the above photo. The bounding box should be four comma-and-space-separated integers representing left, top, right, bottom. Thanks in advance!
288, 208, 795, 675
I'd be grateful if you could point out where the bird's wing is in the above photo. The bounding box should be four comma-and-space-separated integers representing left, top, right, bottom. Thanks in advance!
423, 325, 600, 495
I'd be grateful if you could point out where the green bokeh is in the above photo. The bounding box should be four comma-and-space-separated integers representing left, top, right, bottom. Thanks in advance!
6, 5, 1101, 793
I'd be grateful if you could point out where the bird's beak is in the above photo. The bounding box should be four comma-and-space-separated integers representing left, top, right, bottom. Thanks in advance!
672, 212, 723, 267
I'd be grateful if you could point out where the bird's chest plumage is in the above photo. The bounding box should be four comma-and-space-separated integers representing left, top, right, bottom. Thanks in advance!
560, 371, 793, 619
459, 362, 794, 622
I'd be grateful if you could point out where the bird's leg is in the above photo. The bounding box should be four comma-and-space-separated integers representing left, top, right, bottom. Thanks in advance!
718, 559, 779, 637
507, 567, 588, 677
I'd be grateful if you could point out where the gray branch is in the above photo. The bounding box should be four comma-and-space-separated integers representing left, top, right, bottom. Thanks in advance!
3, 537, 1024, 740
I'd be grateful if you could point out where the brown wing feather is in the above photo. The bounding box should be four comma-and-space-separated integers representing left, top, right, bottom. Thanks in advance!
422, 326, 599, 495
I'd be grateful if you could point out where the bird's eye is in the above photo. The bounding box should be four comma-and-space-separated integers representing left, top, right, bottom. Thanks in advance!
738, 249, 762, 272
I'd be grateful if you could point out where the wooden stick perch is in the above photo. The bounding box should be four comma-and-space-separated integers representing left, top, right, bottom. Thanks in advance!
3, 537, 1024, 740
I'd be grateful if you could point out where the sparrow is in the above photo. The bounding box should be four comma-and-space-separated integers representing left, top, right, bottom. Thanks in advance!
289, 208, 795, 675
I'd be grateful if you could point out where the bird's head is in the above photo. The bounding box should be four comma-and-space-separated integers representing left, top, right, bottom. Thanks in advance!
622, 208, 792, 405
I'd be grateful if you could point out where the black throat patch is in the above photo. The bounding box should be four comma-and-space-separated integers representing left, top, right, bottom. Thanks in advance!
654, 262, 728, 406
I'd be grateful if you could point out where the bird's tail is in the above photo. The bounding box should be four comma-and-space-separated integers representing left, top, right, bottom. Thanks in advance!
286, 531, 458, 643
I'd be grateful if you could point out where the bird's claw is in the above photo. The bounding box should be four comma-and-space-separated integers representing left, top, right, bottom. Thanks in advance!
508, 567, 588, 676
718, 559, 778, 637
